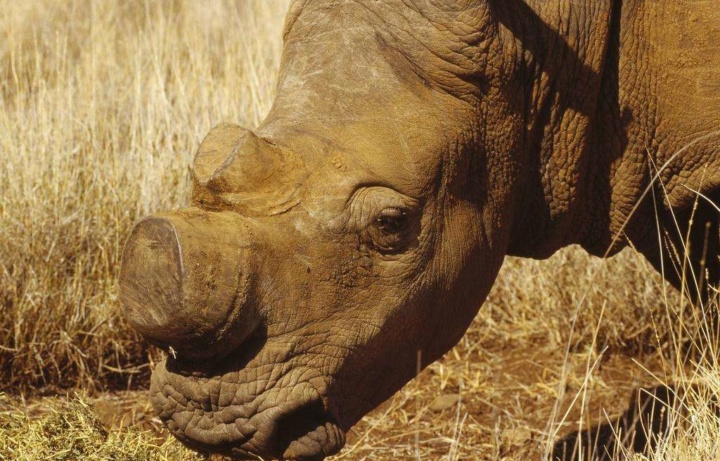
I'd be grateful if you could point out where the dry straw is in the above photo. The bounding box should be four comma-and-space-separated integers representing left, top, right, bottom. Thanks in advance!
0, 0, 288, 392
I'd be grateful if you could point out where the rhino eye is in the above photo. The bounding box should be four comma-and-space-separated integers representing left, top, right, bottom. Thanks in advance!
367, 207, 415, 253
376, 208, 407, 232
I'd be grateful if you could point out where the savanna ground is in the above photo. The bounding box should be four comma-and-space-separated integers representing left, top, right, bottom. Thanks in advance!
1, 1, 718, 460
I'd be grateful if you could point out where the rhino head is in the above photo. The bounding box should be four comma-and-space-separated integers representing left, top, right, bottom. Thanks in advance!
121, 1, 529, 459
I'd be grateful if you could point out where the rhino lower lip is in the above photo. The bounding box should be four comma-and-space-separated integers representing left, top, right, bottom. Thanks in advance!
152, 358, 345, 460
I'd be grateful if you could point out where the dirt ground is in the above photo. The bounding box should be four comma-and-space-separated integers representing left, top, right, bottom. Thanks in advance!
313, 330, 672, 460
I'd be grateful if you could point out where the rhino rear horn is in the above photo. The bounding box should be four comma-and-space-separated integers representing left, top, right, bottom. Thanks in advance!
192, 122, 303, 195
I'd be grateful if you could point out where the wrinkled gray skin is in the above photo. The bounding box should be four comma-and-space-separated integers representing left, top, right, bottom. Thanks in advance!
120, 1, 720, 459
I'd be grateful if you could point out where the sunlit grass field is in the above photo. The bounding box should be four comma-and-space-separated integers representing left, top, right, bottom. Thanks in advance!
1, 1, 718, 460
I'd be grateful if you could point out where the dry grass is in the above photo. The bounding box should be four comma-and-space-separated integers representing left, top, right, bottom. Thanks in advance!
0, 0, 287, 392
0, 1, 717, 460
0, 392, 205, 460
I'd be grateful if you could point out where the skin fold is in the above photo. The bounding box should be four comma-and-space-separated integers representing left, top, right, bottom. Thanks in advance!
119, 1, 720, 459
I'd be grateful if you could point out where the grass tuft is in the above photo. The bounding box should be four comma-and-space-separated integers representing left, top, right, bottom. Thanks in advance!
0, 393, 204, 461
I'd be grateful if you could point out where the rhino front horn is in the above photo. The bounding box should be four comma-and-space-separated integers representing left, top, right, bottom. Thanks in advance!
192, 122, 304, 195
119, 208, 259, 362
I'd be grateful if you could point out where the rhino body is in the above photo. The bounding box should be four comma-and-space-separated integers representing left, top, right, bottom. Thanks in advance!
120, 1, 720, 459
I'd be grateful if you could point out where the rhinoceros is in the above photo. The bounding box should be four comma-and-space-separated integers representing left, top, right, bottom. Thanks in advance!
119, 0, 720, 459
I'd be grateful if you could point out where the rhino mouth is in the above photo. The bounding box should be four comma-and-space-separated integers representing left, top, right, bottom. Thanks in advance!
151, 357, 345, 460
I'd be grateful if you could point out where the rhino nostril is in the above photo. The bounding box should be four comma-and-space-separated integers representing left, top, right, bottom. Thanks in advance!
271, 400, 345, 459
119, 209, 260, 361
274, 400, 327, 444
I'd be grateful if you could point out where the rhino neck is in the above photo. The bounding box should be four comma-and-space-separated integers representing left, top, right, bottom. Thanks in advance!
498, 0, 619, 258
505, 0, 720, 259
581, 0, 720, 256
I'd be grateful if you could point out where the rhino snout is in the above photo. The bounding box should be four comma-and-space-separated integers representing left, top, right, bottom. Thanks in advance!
119, 208, 259, 362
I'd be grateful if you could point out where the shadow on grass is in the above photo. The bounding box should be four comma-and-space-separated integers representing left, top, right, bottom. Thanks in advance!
552, 385, 677, 461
